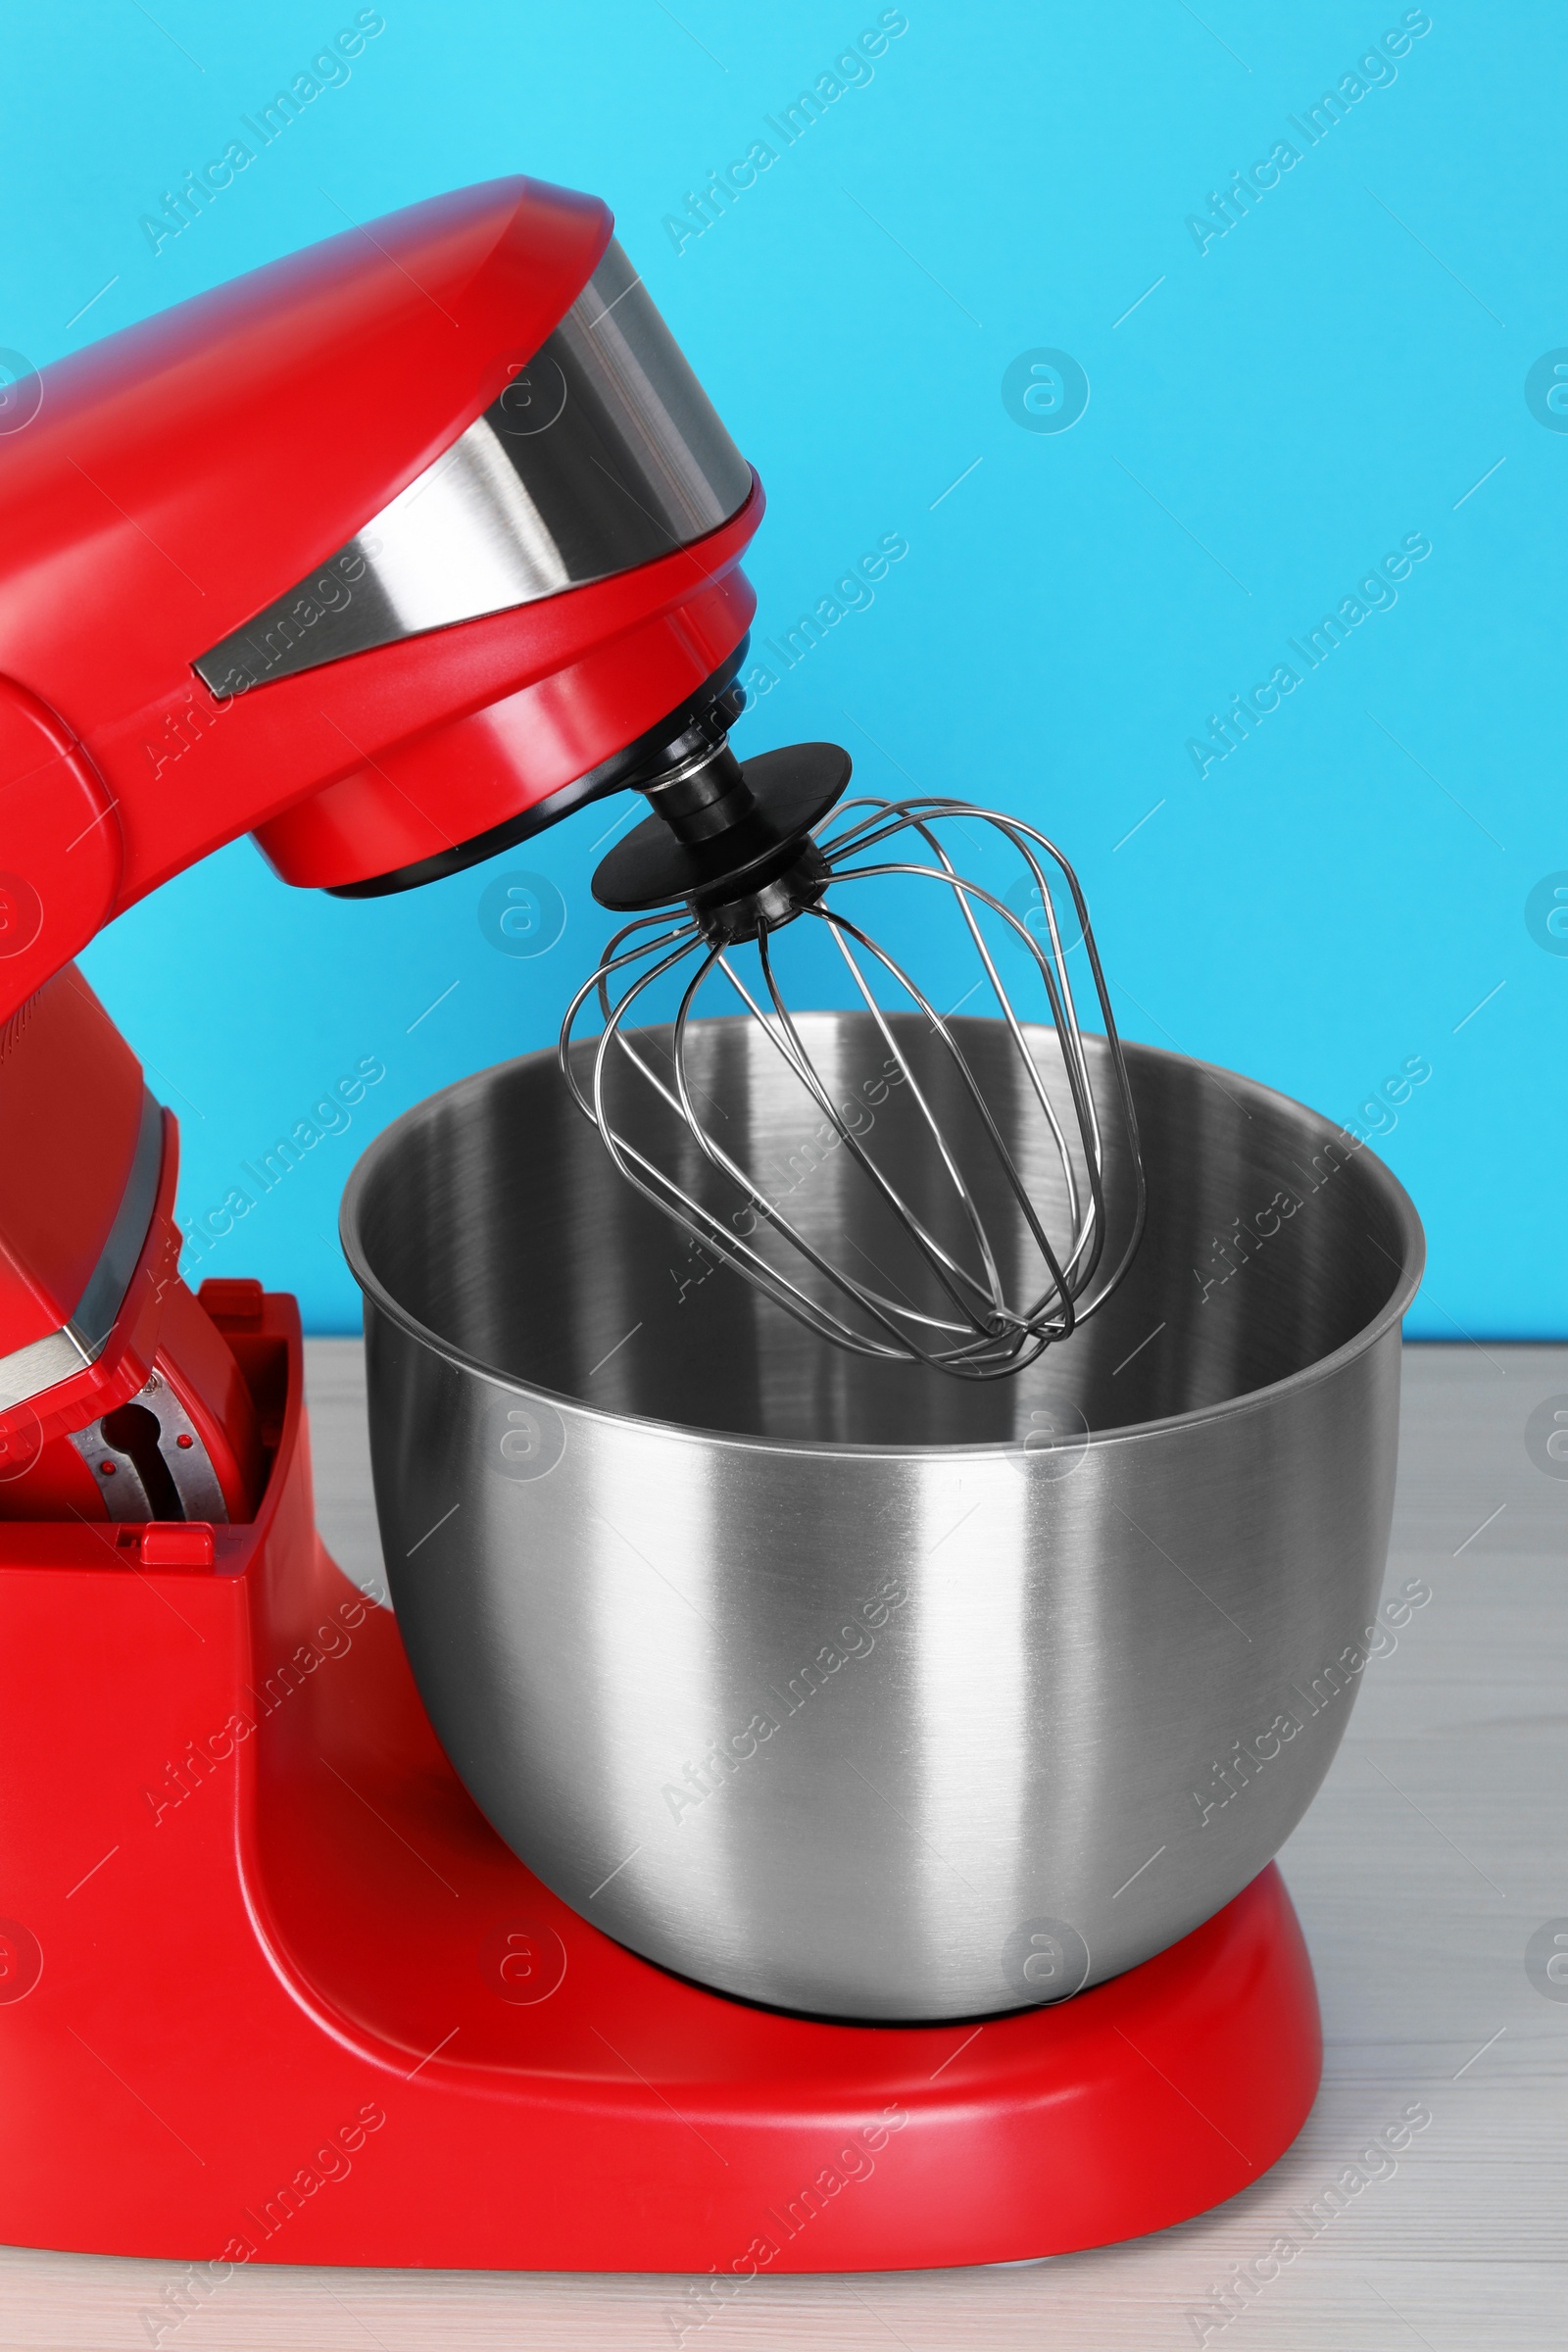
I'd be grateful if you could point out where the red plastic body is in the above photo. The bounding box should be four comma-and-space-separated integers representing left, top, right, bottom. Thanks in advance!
0, 175, 761, 1028
0, 1291, 1322, 2270
0, 967, 258, 1509
0, 969, 147, 1356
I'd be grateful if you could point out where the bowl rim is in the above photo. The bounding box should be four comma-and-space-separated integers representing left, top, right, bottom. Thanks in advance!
339, 1022, 1427, 1461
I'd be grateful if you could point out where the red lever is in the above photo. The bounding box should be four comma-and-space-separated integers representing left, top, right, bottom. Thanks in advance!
135, 1521, 215, 1569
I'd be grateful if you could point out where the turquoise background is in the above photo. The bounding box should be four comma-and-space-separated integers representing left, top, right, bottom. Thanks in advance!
3, 1, 1562, 1334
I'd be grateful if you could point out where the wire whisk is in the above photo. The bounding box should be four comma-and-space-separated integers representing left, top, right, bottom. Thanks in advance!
560, 792, 1146, 1381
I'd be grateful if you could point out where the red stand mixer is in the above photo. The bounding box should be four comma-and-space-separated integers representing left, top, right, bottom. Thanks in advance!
0, 177, 1319, 2272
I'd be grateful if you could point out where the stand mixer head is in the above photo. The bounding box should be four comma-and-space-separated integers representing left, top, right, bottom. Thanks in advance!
563, 735, 1147, 1379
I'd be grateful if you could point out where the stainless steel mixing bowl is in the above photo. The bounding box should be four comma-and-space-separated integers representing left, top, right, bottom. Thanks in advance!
341, 1015, 1423, 2022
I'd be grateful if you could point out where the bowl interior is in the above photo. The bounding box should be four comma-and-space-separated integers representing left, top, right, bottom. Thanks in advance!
345, 1016, 1419, 1446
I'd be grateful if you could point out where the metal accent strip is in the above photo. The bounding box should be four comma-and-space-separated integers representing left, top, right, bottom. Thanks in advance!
193, 240, 752, 699
0, 1088, 165, 1413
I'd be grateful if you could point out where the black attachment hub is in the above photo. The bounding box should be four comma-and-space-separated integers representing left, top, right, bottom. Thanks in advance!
592, 741, 852, 944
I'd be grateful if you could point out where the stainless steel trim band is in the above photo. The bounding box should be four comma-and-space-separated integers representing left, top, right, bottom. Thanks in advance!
0, 1088, 164, 1413
193, 241, 753, 699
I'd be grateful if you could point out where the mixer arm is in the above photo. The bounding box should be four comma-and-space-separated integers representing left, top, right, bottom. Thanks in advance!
0, 176, 767, 1487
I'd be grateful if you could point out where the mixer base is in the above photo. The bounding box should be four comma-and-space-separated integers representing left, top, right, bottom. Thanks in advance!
0, 1293, 1320, 2271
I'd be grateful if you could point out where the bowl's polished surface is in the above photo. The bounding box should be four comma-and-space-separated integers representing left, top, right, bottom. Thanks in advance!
342, 1016, 1423, 2020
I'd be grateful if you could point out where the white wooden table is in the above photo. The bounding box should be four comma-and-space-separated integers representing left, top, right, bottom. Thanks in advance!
3, 1341, 1563, 2349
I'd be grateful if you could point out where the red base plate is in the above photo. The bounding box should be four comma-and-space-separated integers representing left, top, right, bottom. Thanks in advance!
0, 1296, 1320, 2272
